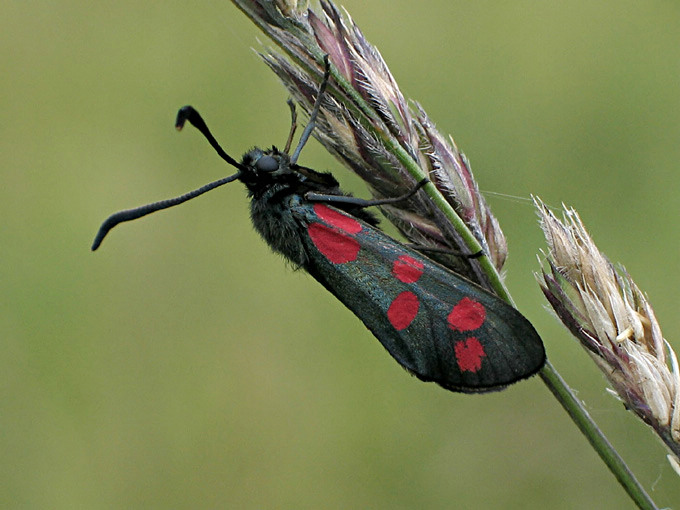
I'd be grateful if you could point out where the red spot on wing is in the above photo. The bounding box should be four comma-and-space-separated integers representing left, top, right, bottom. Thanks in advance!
308, 223, 360, 264
313, 204, 362, 233
447, 297, 486, 332
387, 291, 420, 331
454, 337, 486, 373
392, 255, 424, 283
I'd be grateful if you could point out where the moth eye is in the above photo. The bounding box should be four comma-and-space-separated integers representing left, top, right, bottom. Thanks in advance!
255, 155, 279, 172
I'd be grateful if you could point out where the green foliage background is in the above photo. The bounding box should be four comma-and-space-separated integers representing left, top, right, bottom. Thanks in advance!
3, 1, 680, 508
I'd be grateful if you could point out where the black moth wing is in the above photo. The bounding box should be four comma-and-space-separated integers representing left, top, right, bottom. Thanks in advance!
289, 196, 546, 393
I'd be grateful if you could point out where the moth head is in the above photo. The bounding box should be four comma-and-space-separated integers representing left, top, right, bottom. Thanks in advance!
243, 147, 293, 179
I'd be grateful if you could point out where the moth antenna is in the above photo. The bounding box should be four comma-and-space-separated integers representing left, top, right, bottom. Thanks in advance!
290, 55, 331, 164
92, 106, 246, 251
175, 106, 247, 172
91, 173, 241, 251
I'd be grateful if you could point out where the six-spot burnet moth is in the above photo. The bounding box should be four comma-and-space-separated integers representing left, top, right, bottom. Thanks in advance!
92, 56, 545, 393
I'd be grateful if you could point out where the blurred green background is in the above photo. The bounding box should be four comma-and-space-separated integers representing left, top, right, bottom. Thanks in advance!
3, 1, 680, 508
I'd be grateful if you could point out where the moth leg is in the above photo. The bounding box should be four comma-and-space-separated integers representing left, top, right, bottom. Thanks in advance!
283, 99, 298, 154
290, 55, 331, 164
404, 244, 484, 259
305, 178, 429, 208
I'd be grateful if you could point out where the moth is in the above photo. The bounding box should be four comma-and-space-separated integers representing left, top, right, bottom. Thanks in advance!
92, 57, 545, 393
